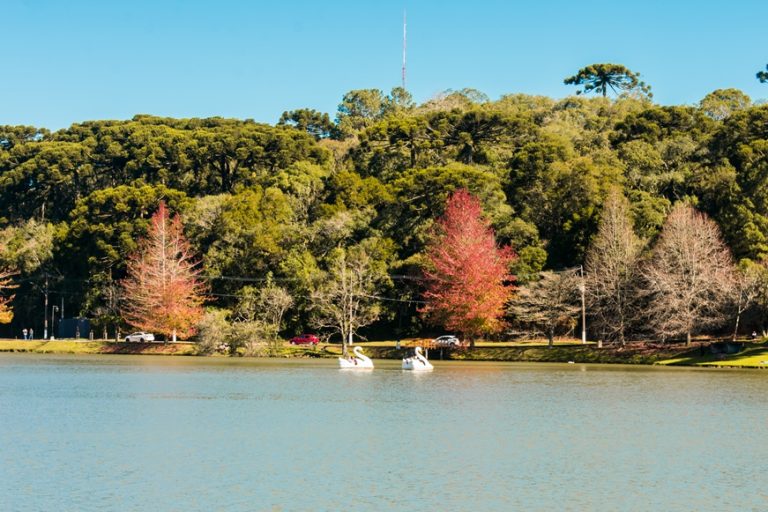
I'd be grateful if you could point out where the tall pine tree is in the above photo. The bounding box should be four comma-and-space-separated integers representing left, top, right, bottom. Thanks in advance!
121, 202, 206, 341
420, 189, 516, 345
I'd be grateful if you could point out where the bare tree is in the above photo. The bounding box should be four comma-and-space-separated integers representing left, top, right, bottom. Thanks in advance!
732, 258, 768, 337
729, 261, 762, 341
509, 270, 581, 348
233, 277, 294, 355
641, 204, 734, 345
310, 245, 386, 355
584, 191, 644, 345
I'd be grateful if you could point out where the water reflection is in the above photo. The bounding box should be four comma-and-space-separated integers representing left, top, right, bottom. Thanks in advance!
0, 354, 767, 511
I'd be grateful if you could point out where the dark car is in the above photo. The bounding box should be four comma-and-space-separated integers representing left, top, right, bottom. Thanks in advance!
290, 334, 320, 345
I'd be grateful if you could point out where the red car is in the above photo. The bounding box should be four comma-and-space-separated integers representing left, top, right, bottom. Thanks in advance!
289, 334, 319, 345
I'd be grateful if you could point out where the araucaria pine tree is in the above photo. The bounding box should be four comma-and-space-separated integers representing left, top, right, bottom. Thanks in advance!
421, 189, 516, 345
121, 202, 206, 341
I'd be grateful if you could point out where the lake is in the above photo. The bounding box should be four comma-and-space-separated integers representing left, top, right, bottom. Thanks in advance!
1, 354, 767, 511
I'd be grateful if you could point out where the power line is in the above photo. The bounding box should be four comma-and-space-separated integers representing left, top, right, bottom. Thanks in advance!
362, 293, 427, 304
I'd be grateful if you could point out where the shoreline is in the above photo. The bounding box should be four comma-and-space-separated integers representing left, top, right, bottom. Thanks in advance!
2, 339, 767, 368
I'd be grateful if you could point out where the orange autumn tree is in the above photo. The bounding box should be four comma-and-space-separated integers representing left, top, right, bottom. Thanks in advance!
121, 202, 206, 341
420, 189, 516, 346
0, 269, 16, 324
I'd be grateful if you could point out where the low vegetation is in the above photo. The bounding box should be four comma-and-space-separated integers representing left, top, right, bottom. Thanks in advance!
4, 337, 760, 367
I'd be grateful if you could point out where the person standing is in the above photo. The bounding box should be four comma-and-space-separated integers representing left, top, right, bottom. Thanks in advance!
29, 328, 34, 340
22, 328, 28, 340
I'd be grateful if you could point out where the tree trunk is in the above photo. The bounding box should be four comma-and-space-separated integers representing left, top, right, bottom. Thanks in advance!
686, 331, 691, 347
733, 312, 741, 342
547, 329, 554, 348
618, 318, 626, 346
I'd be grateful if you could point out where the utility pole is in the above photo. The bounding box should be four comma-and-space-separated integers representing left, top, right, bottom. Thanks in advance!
43, 274, 49, 340
579, 265, 586, 344
51, 305, 58, 340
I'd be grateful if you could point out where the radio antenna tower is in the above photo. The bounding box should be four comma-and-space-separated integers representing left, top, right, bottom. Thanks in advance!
402, 9, 407, 90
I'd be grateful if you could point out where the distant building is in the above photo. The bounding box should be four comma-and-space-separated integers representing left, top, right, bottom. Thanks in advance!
58, 318, 90, 339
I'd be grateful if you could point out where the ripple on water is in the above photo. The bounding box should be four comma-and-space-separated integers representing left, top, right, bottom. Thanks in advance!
1, 355, 768, 511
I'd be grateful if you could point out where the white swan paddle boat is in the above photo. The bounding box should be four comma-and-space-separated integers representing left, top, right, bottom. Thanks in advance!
402, 346, 434, 371
338, 346, 374, 369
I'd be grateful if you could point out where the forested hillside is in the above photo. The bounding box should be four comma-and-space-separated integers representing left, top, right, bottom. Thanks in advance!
1, 85, 767, 341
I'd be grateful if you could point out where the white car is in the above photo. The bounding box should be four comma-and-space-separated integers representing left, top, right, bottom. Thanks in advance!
434, 335, 460, 347
125, 332, 155, 343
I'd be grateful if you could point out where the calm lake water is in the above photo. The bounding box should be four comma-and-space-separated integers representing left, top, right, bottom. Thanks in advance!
1, 354, 767, 511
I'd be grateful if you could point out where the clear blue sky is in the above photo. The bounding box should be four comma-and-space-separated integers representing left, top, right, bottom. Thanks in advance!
2, 0, 767, 130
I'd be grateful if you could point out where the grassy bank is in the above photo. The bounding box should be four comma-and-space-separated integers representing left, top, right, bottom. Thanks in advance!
2, 338, 766, 368
0, 340, 197, 356
657, 342, 768, 369
373, 343, 683, 364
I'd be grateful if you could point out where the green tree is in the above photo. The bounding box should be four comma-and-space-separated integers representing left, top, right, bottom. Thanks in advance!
704, 106, 768, 259
310, 240, 392, 355
699, 89, 751, 121
195, 308, 232, 355
0, 125, 49, 150
353, 115, 436, 177
84, 273, 123, 341
232, 276, 294, 355
0, 141, 91, 222
386, 163, 514, 255
198, 187, 296, 292
564, 63, 652, 98
442, 110, 529, 164
0, 220, 55, 274
508, 139, 622, 267
336, 88, 416, 138
65, 183, 191, 278
383, 87, 415, 114
336, 89, 387, 136
278, 109, 336, 140
756, 64, 768, 83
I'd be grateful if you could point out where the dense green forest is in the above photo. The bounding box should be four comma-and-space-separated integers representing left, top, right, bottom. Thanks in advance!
1, 84, 767, 341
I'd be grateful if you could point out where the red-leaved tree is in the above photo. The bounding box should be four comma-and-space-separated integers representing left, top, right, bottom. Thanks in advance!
121, 202, 206, 341
420, 189, 516, 346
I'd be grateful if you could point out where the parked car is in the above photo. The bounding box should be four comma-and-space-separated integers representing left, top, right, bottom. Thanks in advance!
125, 332, 155, 343
290, 334, 319, 345
434, 335, 460, 347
